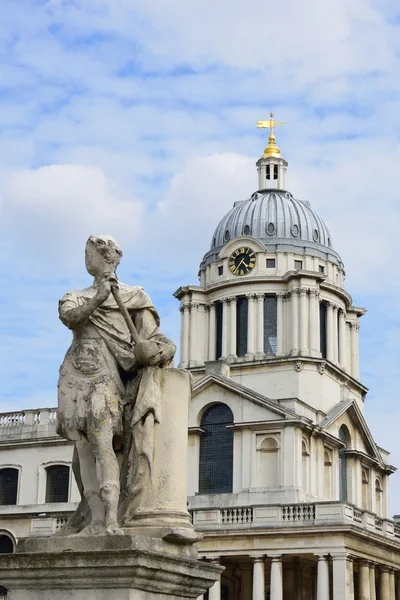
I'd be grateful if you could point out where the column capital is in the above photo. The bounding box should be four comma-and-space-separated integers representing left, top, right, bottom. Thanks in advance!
350, 321, 360, 330
249, 554, 266, 562
379, 565, 391, 573
299, 287, 308, 296
255, 292, 265, 299
268, 554, 283, 561
331, 552, 353, 562
191, 301, 200, 309
246, 292, 257, 300
227, 295, 237, 303
276, 292, 285, 299
315, 554, 330, 561
221, 297, 229, 304
180, 301, 191, 312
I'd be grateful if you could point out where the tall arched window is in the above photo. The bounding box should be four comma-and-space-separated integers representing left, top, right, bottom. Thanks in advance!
323, 450, 332, 499
256, 436, 279, 487
375, 477, 383, 517
46, 465, 70, 503
338, 425, 351, 501
302, 438, 310, 492
199, 404, 234, 494
361, 469, 370, 511
0, 468, 19, 505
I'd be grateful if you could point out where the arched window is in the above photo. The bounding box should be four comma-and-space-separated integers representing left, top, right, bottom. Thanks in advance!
0, 534, 14, 553
0, 468, 19, 505
375, 477, 383, 517
323, 450, 332, 499
256, 436, 279, 487
338, 425, 351, 501
199, 404, 234, 494
319, 302, 327, 359
302, 438, 310, 492
361, 469, 370, 511
46, 465, 70, 503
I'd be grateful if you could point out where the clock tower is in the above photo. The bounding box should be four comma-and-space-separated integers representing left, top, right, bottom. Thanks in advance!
174, 116, 366, 415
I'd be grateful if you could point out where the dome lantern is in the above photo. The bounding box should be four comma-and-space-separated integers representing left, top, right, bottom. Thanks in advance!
256, 113, 288, 191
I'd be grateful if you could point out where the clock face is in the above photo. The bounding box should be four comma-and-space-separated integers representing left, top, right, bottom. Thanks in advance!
229, 247, 256, 276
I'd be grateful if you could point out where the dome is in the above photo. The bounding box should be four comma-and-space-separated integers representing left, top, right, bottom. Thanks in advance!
202, 190, 343, 269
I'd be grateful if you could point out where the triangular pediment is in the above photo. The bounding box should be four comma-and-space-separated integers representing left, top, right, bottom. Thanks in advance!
320, 399, 384, 465
190, 373, 298, 427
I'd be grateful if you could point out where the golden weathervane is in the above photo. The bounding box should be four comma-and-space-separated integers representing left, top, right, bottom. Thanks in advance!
256, 112, 285, 158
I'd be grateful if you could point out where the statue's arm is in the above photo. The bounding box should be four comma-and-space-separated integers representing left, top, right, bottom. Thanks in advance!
133, 308, 176, 367
59, 280, 112, 330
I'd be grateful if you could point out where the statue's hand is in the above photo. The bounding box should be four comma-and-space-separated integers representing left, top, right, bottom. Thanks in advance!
95, 276, 115, 305
135, 340, 165, 366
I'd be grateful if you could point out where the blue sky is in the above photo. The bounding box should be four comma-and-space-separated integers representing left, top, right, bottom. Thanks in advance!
0, 0, 400, 510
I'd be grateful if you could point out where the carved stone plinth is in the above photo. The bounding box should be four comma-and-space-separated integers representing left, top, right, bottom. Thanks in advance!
0, 535, 222, 600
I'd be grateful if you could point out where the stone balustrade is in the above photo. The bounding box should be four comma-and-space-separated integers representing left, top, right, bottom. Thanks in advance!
192, 501, 400, 543
0, 408, 58, 441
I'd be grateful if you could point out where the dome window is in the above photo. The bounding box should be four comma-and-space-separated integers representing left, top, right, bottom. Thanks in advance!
266, 222, 275, 236
243, 225, 251, 235
327, 237, 331, 246
224, 230, 230, 242
291, 224, 300, 237
213, 237, 216, 248
313, 229, 320, 242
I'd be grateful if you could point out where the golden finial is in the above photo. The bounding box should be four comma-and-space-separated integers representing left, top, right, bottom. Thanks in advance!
256, 112, 286, 158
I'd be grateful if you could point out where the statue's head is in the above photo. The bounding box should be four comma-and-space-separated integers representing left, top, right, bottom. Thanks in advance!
85, 235, 123, 277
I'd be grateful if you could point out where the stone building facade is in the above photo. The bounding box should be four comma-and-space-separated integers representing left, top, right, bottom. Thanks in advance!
0, 128, 399, 599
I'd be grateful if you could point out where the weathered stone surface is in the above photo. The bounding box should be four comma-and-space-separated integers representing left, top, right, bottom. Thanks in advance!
0, 534, 222, 599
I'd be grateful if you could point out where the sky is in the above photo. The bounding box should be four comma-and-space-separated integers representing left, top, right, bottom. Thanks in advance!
0, 0, 400, 511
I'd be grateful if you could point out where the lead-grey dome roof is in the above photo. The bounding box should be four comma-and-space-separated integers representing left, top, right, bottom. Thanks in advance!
201, 190, 344, 270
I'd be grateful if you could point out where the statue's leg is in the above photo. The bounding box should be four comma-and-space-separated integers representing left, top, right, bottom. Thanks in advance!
75, 437, 105, 535
88, 426, 122, 535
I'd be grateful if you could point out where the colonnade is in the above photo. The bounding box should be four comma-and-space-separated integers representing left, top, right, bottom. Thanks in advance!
203, 554, 399, 600
179, 291, 360, 379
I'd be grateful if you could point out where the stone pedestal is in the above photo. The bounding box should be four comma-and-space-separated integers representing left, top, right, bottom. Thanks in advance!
0, 535, 222, 600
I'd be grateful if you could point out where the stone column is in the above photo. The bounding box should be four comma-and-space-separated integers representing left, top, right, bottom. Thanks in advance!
221, 298, 229, 359
209, 559, 221, 600
316, 555, 330, 600
326, 302, 334, 362
270, 556, 283, 600
350, 322, 359, 379
332, 304, 339, 363
299, 287, 308, 355
390, 570, 396, 600
332, 553, 354, 600
379, 567, 390, 600
338, 309, 346, 369
208, 302, 216, 361
290, 289, 299, 355
358, 560, 370, 600
228, 296, 237, 359
309, 289, 320, 357
189, 302, 199, 367
255, 293, 265, 359
251, 556, 265, 600
246, 293, 256, 359
369, 564, 376, 600
180, 302, 190, 367
276, 292, 284, 356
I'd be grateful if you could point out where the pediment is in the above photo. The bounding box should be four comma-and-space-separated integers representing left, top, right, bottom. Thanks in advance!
320, 399, 384, 465
190, 373, 296, 427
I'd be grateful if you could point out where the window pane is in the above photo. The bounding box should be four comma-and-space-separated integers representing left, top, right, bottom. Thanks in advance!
236, 297, 248, 357
216, 302, 223, 359
0, 469, 18, 505
294, 260, 303, 270
264, 296, 277, 354
199, 404, 234, 494
46, 466, 70, 503
0, 536, 13, 554
266, 258, 276, 268
319, 302, 327, 359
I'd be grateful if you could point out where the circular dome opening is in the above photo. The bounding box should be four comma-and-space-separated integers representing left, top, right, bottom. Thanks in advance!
291, 224, 300, 237
243, 225, 251, 235
266, 222, 275, 236
224, 230, 230, 242
313, 229, 319, 242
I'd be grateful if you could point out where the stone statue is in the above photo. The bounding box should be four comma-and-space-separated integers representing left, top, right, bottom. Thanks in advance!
57, 235, 195, 541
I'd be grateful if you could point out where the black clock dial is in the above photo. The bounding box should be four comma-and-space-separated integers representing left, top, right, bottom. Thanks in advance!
229, 247, 256, 276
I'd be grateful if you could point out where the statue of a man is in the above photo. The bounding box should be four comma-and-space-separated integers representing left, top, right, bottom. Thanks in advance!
57, 235, 176, 535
